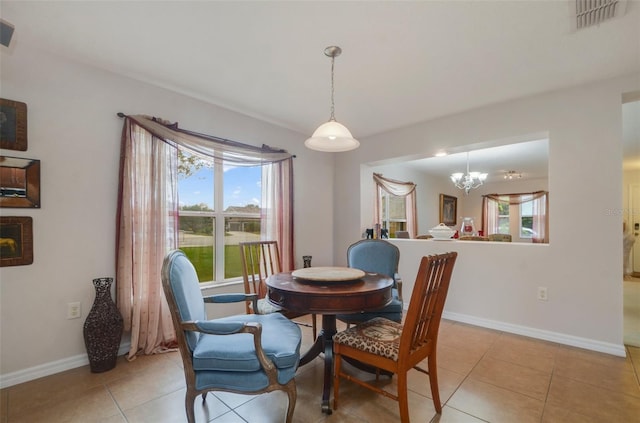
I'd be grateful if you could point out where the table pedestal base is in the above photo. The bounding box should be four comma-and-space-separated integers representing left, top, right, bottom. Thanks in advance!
300, 315, 336, 414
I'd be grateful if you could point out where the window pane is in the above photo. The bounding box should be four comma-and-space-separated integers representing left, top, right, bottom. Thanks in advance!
388, 221, 406, 238
388, 195, 406, 220
520, 200, 534, 237
498, 200, 510, 234
224, 166, 262, 210
177, 154, 264, 283
179, 215, 215, 282
224, 216, 260, 279
381, 193, 388, 218
178, 151, 214, 210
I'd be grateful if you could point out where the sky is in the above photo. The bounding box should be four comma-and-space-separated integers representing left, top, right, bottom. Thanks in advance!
178, 165, 261, 210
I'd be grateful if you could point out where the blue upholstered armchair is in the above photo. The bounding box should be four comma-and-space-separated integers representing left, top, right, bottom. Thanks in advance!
337, 239, 403, 325
161, 250, 302, 423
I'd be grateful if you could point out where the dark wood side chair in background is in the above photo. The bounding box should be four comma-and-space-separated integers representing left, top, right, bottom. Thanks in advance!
333, 252, 458, 422
488, 233, 512, 242
239, 240, 317, 338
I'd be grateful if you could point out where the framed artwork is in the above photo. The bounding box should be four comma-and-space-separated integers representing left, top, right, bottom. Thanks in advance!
439, 194, 457, 226
0, 216, 33, 267
0, 99, 27, 151
0, 156, 41, 208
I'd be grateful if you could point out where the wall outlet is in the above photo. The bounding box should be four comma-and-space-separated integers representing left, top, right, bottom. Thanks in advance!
537, 287, 548, 301
67, 302, 81, 319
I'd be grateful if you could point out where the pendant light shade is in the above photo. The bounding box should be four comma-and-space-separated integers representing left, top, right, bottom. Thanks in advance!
305, 46, 359, 152
304, 120, 360, 152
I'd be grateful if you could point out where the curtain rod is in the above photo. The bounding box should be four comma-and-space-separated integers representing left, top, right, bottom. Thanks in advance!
482, 190, 547, 197
116, 112, 296, 158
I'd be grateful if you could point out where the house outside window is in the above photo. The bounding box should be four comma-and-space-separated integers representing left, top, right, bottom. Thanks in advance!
178, 151, 261, 283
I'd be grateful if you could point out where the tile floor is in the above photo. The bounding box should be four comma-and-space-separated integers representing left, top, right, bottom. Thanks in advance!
2, 316, 640, 423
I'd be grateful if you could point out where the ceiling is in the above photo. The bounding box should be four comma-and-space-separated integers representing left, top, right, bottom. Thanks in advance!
1, 1, 639, 169
402, 138, 550, 183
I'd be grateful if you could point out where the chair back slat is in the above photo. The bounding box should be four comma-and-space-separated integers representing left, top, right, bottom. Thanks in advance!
239, 241, 282, 313
401, 252, 457, 353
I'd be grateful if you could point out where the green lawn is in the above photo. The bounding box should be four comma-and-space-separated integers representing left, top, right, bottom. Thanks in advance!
180, 245, 243, 282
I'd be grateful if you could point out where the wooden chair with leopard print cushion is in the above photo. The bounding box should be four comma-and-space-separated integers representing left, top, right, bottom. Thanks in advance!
333, 252, 458, 422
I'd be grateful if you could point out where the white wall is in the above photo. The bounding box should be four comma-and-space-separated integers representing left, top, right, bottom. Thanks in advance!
0, 45, 334, 381
335, 74, 640, 356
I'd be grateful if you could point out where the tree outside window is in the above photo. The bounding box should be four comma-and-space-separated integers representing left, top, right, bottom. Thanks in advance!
498, 199, 510, 234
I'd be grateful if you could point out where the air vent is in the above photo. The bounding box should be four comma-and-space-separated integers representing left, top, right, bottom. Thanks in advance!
572, 0, 628, 30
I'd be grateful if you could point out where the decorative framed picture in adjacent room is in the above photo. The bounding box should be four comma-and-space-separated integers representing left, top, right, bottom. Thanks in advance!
0, 98, 27, 151
0, 216, 33, 267
439, 194, 457, 226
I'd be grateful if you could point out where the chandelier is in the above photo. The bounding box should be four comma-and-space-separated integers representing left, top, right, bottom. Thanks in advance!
450, 152, 488, 195
504, 170, 522, 180
305, 46, 360, 152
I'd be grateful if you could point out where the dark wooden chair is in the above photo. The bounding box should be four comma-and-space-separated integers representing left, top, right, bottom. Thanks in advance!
488, 233, 512, 242
333, 252, 458, 422
161, 250, 301, 423
239, 241, 316, 338
458, 235, 489, 241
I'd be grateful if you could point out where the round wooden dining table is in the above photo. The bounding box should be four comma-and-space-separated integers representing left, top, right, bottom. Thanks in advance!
266, 268, 394, 414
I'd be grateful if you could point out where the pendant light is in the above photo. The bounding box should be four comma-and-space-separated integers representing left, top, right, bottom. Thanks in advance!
305, 46, 360, 152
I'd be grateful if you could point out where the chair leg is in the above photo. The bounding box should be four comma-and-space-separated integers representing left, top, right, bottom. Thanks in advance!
185, 389, 198, 423
311, 314, 317, 339
284, 380, 297, 423
397, 372, 410, 423
427, 354, 442, 414
333, 352, 342, 410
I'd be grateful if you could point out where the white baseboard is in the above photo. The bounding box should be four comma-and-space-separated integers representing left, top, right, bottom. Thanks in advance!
442, 311, 626, 357
0, 343, 131, 389
1, 312, 628, 389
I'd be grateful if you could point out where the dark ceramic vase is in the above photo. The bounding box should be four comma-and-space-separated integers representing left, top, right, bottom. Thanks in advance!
83, 277, 124, 373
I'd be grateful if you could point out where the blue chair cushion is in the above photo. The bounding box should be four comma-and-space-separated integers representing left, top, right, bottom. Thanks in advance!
192, 312, 301, 373
194, 365, 298, 391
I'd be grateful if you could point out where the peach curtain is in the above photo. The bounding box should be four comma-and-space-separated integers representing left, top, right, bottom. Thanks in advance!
116, 118, 178, 359
262, 160, 294, 270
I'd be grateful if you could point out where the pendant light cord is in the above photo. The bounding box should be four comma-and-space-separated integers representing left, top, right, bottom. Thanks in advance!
329, 54, 336, 121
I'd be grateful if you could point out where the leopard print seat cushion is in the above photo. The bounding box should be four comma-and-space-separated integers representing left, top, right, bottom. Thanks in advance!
333, 317, 403, 361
